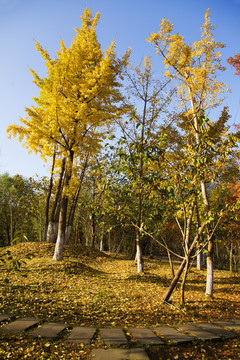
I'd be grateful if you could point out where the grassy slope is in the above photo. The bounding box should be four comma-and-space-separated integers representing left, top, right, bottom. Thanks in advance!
0, 242, 240, 359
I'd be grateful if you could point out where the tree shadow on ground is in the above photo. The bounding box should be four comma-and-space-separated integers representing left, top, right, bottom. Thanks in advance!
63, 261, 106, 276
126, 273, 170, 286
213, 286, 240, 295
214, 276, 240, 285
30, 260, 106, 277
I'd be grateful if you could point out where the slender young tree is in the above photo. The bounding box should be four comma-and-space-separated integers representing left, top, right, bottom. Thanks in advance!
147, 8, 232, 297
115, 57, 171, 272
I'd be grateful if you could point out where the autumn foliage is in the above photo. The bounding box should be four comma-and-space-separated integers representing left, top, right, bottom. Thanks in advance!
0, 242, 240, 359
227, 53, 240, 75
1, 7, 240, 359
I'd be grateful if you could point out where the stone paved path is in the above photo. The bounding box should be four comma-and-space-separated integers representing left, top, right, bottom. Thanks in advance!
65, 326, 96, 344
177, 324, 221, 341
91, 348, 149, 360
195, 322, 238, 339
100, 328, 128, 345
129, 328, 164, 345
29, 322, 68, 338
0, 317, 41, 334
154, 325, 194, 344
1, 313, 240, 360
0, 313, 15, 324
214, 321, 240, 333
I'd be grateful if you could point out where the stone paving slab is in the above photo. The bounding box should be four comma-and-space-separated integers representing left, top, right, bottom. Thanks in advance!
214, 321, 236, 327
65, 326, 96, 344
129, 328, 164, 345
91, 348, 150, 360
154, 325, 194, 344
29, 322, 68, 338
214, 321, 240, 332
0, 317, 41, 334
0, 313, 15, 324
100, 328, 128, 344
177, 324, 221, 341
196, 322, 238, 339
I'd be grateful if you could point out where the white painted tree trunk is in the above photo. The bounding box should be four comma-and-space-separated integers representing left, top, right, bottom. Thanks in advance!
46, 221, 58, 243
201, 180, 214, 297
99, 238, 103, 252
197, 251, 202, 270
205, 240, 214, 297
53, 229, 65, 261
53, 194, 69, 261
135, 231, 144, 273
205, 255, 213, 296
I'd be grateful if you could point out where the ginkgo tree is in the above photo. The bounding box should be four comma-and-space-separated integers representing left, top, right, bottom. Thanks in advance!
7, 9, 130, 261
147, 8, 236, 297
159, 108, 236, 304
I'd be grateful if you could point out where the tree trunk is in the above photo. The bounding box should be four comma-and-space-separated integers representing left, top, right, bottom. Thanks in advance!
162, 222, 206, 303
202, 177, 214, 297
135, 196, 144, 273
197, 251, 202, 270
195, 200, 202, 271
43, 150, 56, 242
180, 257, 190, 306
205, 239, 214, 296
65, 154, 89, 245
229, 241, 233, 273
167, 247, 175, 279
99, 238, 103, 252
178, 204, 194, 305
108, 231, 111, 253
74, 220, 79, 245
53, 195, 68, 261
46, 221, 58, 243
46, 158, 66, 243
116, 228, 126, 255
53, 153, 73, 261
163, 258, 187, 303
135, 229, 144, 273
202, 251, 206, 266
91, 212, 96, 248
65, 225, 72, 245
200, 164, 214, 296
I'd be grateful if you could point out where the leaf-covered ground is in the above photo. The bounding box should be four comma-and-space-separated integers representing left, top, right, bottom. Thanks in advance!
0, 242, 240, 359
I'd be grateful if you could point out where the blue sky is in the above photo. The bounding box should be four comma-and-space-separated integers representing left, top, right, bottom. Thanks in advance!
0, 0, 239, 178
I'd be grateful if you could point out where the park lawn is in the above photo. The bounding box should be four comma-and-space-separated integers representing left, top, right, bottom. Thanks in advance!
0, 242, 240, 359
